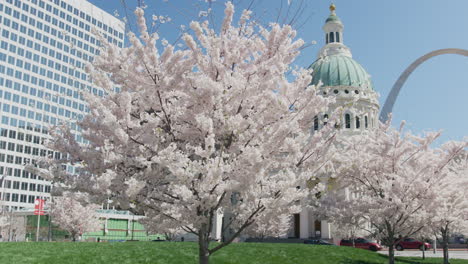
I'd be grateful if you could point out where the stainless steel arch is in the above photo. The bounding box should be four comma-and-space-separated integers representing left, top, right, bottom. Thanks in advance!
379, 48, 468, 122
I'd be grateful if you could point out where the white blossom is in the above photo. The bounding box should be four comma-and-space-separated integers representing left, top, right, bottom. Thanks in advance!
50, 193, 101, 241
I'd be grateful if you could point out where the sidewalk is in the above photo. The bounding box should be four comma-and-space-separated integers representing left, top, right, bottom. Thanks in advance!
379, 249, 468, 260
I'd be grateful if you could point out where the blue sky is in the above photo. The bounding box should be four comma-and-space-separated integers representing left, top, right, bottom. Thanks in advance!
89, 0, 467, 144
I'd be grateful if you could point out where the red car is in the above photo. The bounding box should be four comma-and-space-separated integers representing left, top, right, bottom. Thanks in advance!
340, 238, 383, 251
396, 238, 431, 250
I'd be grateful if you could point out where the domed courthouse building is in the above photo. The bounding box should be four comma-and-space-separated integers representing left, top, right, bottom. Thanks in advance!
288, 4, 380, 240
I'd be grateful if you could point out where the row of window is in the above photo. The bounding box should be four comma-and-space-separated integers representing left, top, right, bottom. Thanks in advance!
0, 99, 82, 138
0, 86, 85, 117
1, 179, 46, 192
0, 13, 97, 77
0, 192, 50, 203
25, 0, 123, 38
0, 149, 47, 165
0, 165, 46, 181
0, 140, 52, 156
1, 27, 90, 83
1, 101, 80, 127
0, 77, 86, 116
0, 75, 91, 120
0, 73, 90, 122
344, 113, 371, 129
1, 127, 45, 142
0, 112, 85, 144
0, 36, 88, 83
0, 36, 105, 102
313, 113, 374, 130
0, 112, 84, 142
0, 13, 101, 59
3, 0, 123, 48
0, 6, 105, 90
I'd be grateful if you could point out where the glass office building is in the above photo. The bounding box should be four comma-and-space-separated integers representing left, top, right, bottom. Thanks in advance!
0, 0, 124, 211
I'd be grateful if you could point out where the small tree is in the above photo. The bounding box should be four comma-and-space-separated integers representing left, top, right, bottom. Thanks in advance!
317, 189, 369, 247
430, 151, 468, 264
50, 193, 101, 241
333, 121, 467, 264
44, 2, 336, 263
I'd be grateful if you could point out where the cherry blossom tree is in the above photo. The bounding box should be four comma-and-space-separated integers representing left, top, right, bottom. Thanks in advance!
42, 2, 336, 263
50, 193, 101, 242
430, 150, 468, 264
316, 189, 369, 247
330, 121, 467, 264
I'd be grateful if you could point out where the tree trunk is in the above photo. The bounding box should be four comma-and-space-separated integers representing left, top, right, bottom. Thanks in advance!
198, 224, 211, 264
388, 244, 395, 264
442, 228, 450, 264
199, 253, 209, 264
422, 246, 425, 259
443, 238, 449, 264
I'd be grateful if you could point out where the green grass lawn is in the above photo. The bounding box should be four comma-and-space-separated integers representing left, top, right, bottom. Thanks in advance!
0, 242, 466, 264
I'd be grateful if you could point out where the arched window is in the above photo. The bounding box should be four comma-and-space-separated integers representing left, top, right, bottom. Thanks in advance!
345, 113, 351, 129
313, 115, 319, 131
326, 34, 329, 44
356, 116, 360, 129
323, 114, 329, 126
365, 116, 368, 128
329, 32, 334, 43
336, 32, 340, 42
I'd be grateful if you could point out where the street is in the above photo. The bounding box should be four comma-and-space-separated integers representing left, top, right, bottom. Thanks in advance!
379, 249, 468, 260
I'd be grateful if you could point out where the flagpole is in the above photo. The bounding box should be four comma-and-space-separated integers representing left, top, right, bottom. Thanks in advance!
36, 212, 40, 242
34, 198, 43, 242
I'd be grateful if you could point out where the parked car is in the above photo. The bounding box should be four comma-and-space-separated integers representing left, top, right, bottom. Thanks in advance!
395, 238, 431, 250
304, 239, 335, 246
340, 238, 383, 251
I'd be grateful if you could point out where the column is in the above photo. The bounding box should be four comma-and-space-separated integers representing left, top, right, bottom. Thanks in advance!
213, 209, 223, 241
299, 208, 310, 239
321, 220, 331, 239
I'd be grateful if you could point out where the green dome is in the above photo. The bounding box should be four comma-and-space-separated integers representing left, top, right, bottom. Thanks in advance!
309, 55, 374, 90
325, 14, 341, 23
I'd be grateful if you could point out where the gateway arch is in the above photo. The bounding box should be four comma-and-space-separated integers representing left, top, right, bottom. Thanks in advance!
379, 48, 468, 122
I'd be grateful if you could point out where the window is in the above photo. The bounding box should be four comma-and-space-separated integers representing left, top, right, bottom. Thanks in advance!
21, 182, 28, 190
3, 180, 11, 189
345, 113, 351, 129
313, 116, 319, 131
8, 130, 16, 139
11, 193, 18, 202
356, 116, 360, 129
329, 32, 334, 43
336, 32, 340, 42
7, 143, 15, 151
365, 116, 368, 129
